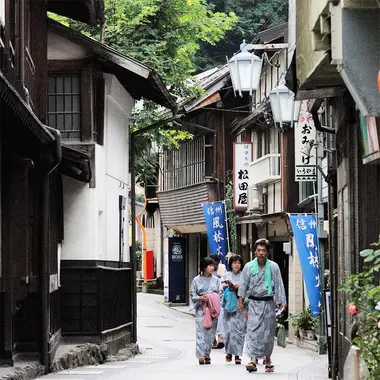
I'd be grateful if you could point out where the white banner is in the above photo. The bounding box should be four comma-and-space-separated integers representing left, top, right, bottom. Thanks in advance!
295, 100, 317, 182
233, 142, 252, 210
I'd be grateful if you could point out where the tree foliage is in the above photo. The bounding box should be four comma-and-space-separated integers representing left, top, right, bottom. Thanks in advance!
50, 0, 237, 186
194, 0, 289, 70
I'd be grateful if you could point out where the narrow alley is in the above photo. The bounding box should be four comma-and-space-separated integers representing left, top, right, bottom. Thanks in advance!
39, 294, 328, 380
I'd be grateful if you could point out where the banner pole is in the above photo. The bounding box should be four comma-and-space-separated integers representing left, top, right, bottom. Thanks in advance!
223, 201, 231, 254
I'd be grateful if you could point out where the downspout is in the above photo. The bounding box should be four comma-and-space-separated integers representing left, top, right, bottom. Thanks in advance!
222, 112, 226, 197
135, 195, 147, 283
130, 133, 137, 343
41, 127, 62, 370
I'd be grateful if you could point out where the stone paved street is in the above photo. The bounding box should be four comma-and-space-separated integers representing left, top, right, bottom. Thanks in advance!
38, 293, 329, 380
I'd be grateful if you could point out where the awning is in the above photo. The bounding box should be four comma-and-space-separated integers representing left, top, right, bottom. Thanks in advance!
61, 145, 92, 183
0, 72, 55, 146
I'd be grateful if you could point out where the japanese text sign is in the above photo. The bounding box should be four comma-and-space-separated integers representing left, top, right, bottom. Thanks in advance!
202, 202, 228, 265
295, 100, 317, 182
233, 142, 253, 210
288, 214, 321, 317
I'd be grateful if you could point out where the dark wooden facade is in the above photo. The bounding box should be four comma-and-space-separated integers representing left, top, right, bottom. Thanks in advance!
0, 0, 104, 367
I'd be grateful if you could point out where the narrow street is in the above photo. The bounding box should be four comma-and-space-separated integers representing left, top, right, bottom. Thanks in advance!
40, 294, 329, 380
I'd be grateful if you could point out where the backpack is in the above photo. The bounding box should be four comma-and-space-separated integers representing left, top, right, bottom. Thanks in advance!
224, 287, 237, 313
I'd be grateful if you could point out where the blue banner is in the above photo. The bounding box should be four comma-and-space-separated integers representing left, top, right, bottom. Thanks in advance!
202, 202, 229, 265
288, 214, 321, 317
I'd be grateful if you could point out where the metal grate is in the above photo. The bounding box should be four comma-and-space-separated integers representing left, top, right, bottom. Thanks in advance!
48, 74, 81, 140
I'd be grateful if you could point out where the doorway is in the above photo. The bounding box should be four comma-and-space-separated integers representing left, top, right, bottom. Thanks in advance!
272, 242, 289, 327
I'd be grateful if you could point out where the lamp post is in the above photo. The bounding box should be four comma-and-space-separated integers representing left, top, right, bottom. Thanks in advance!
227, 40, 263, 97
269, 75, 301, 130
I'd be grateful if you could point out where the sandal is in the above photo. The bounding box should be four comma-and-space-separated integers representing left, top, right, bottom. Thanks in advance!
265, 363, 275, 373
246, 361, 257, 372
205, 357, 211, 365
198, 356, 205, 365
225, 354, 233, 363
235, 356, 241, 365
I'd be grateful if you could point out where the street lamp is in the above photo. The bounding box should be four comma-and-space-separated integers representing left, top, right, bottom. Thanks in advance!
269, 75, 301, 130
227, 40, 263, 97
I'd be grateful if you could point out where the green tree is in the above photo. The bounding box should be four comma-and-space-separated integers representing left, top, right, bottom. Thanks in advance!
50, 0, 237, 185
194, 0, 289, 70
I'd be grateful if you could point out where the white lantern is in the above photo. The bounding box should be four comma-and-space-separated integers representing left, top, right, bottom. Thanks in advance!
269, 79, 301, 128
227, 45, 263, 97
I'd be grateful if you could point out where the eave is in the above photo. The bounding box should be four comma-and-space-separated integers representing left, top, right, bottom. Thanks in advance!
47, 19, 177, 111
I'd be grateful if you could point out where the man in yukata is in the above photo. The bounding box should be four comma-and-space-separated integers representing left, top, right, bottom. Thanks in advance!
237, 238, 287, 373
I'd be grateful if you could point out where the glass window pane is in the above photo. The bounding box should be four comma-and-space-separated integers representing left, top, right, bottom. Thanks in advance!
73, 114, 80, 131
57, 114, 64, 130
64, 76, 72, 93
57, 95, 64, 112
64, 95, 72, 112
73, 95, 80, 112
65, 114, 72, 131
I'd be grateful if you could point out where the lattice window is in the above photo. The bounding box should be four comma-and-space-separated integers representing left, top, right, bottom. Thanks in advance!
48, 74, 81, 140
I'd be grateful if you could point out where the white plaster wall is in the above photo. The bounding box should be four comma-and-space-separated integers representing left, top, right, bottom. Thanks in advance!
187, 234, 199, 302
288, 240, 304, 339
62, 73, 133, 264
101, 74, 134, 263
154, 210, 163, 278
266, 181, 282, 214
61, 175, 97, 260
48, 32, 90, 60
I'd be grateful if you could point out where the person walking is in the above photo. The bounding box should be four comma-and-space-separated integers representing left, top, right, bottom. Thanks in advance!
190, 257, 222, 365
237, 238, 287, 373
221, 254, 246, 365
210, 254, 226, 349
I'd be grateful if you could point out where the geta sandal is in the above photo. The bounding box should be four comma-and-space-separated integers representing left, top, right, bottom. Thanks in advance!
246, 361, 257, 372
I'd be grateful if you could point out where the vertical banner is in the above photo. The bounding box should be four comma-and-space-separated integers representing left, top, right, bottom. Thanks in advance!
233, 142, 253, 210
295, 100, 317, 181
288, 214, 321, 317
168, 237, 186, 303
202, 201, 229, 264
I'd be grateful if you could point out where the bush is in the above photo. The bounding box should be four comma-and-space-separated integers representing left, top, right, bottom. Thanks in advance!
339, 234, 380, 379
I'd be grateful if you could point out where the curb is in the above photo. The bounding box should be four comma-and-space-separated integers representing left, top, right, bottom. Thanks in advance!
0, 343, 139, 380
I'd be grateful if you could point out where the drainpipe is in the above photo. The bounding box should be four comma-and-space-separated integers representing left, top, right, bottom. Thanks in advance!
41, 127, 62, 371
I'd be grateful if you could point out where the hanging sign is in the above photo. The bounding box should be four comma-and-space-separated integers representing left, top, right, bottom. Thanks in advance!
295, 100, 317, 181
233, 142, 253, 209
202, 201, 229, 264
288, 214, 321, 317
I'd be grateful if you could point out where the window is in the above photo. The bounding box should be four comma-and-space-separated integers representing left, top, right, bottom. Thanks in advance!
48, 74, 81, 140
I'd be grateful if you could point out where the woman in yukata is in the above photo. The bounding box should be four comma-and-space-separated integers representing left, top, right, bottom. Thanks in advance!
221, 254, 246, 365
190, 256, 222, 365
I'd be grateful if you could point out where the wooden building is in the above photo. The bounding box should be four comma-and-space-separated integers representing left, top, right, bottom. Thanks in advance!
0, 0, 104, 367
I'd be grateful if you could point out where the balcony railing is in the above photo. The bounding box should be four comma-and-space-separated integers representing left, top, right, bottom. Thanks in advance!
24, 47, 36, 109
248, 153, 281, 186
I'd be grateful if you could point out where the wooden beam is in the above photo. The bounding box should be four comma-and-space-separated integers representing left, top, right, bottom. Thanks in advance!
296, 87, 346, 100
251, 43, 288, 51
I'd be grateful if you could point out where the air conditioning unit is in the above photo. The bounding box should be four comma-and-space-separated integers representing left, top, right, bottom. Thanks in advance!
247, 185, 263, 212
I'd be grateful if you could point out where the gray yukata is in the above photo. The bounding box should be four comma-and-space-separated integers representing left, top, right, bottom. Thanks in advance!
238, 259, 286, 359
190, 274, 222, 358
221, 271, 246, 356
